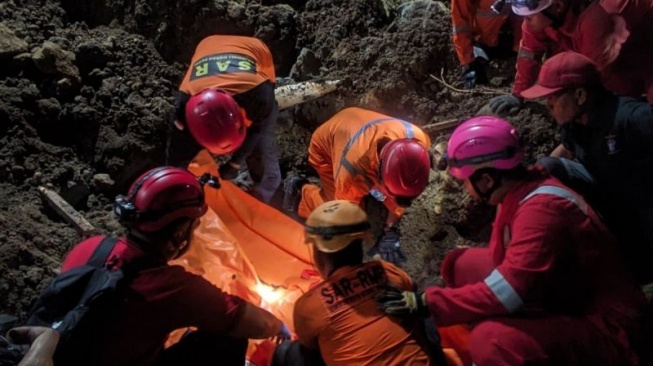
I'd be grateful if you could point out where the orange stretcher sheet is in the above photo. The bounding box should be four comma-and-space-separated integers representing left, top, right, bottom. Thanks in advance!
168, 150, 471, 366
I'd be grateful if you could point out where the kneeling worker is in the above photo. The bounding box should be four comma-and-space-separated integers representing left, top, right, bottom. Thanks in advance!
273, 200, 444, 366
283, 107, 432, 264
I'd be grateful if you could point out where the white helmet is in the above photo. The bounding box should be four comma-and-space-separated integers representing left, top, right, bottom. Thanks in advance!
512, 0, 554, 15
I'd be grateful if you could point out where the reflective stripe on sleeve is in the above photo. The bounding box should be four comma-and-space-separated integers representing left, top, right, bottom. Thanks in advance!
517, 48, 535, 60
453, 25, 472, 34
484, 269, 524, 312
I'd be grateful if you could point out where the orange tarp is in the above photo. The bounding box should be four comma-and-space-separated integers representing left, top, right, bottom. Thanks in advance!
168, 150, 471, 366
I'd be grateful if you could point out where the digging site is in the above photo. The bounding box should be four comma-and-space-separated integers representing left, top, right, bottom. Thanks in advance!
3, 0, 652, 364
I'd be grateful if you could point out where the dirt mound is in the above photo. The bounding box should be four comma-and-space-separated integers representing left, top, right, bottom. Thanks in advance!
0, 0, 556, 318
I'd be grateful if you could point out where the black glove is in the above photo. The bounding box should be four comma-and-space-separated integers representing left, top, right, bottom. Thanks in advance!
460, 58, 488, 89
218, 162, 240, 180
367, 228, 406, 265
487, 94, 522, 115
376, 286, 429, 317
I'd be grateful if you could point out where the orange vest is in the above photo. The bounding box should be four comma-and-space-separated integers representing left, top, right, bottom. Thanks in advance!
293, 261, 432, 365
309, 107, 431, 215
179, 35, 276, 96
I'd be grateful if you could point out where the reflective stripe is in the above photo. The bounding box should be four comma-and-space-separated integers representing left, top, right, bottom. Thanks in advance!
520, 185, 588, 215
476, 9, 501, 17
336, 118, 415, 185
517, 47, 535, 60
453, 24, 472, 34
484, 269, 524, 312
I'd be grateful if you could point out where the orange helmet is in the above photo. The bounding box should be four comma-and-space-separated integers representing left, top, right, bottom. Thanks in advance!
379, 138, 431, 200
185, 89, 246, 155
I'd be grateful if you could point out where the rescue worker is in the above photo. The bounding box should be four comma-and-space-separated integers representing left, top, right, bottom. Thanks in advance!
56, 167, 290, 366
487, 0, 653, 115
377, 116, 646, 365
521, 51, 653, 283
452, 0, 523, 88
169, 35, 281, 203
273, 200, 443, 366
282, 107, 432, 265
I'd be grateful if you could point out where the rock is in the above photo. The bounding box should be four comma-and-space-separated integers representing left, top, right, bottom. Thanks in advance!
0, 23, 28, 59
37, 98, 61, 116
59, 180, 90, 207
92, 173, 115, 192
289, 48, 321, 80
32, 40, 81, 83
57, 77, 73, 90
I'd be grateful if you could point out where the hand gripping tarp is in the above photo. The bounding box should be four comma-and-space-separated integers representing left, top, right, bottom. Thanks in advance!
167, 150, 471, 366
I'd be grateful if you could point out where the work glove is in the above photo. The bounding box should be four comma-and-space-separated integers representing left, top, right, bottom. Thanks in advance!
460, 58, 488, 89
218, 161, 240, 180
487, 94, 522, 115
376, 286, 429, 317
271, 323, 292, 344
230, 167, 254, 191
367, 227, 406, 265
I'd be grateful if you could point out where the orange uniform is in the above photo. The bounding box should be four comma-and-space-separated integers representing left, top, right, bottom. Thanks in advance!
293, 260, 431, 365
179, 35, 275, 96
452, 0, 522, 65
298, 107, 431, 218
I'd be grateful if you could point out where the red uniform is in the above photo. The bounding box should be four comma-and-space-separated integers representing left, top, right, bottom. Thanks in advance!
514, 0, 653, 102
427, 177, 644, 365
60, 236, 246, 366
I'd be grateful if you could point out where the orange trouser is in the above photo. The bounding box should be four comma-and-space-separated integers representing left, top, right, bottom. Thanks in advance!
297, 148, 336, 219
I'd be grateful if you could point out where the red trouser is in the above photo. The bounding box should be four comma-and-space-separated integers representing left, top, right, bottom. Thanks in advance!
441, 248, 632, 366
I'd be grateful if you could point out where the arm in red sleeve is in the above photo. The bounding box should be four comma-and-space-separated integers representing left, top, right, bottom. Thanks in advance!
513, 21, 550, 96
575, 4, 629, 71
425, 197, 567, 326
451, 0, 476, 65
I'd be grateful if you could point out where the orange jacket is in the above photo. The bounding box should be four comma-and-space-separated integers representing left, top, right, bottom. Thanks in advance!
179, 35, 276, 96
452, 0, 518, 65
308, 107, 431, 217
513, 0, 653, 101
293, 260, 432, 365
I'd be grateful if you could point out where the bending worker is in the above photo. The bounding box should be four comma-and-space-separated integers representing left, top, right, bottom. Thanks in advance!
521, 51, 653, 283
273, 200, 444, 366
452, 0, 522, 88
487, 0, 653, 114
169, 35, 281, 203
377, 116, 645, 365
41, 167, 289, 365
283, 107, 432, 264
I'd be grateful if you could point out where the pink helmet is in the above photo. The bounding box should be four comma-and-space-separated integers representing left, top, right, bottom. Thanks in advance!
446, 116, 523, 180
185, 89, 246, 156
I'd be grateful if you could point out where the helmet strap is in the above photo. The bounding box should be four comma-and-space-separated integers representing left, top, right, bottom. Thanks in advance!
470, 169, 503, 202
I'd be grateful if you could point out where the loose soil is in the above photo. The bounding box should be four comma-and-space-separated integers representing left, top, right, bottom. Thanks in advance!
0, 0, 557, 319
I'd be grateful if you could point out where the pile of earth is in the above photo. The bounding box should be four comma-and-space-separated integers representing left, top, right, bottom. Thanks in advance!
0, 0, 557, 318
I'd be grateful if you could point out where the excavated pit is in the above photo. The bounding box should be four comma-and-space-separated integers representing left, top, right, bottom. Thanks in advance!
0, 0, 556, 318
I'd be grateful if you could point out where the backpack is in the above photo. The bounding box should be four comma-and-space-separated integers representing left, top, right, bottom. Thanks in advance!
26, 236, 155, 364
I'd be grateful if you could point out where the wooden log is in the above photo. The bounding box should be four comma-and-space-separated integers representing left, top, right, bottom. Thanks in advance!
421, 118, 460, 134
275, 80, 341, 110
38, 186, 96, 237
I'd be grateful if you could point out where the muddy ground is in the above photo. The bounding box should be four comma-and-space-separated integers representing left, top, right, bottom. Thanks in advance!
0, 0, 557, 319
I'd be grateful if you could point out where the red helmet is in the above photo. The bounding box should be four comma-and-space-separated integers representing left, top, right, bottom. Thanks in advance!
114, 167, 208, 232
185, 89, 246, 155
379, 138, 431, 199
